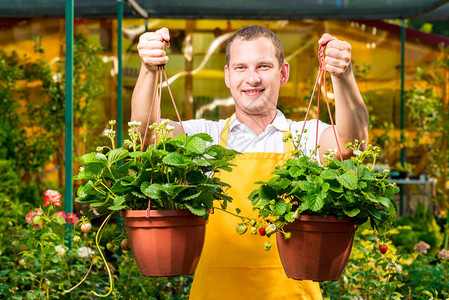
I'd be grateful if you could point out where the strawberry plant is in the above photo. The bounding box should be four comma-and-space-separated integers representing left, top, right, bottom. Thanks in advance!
239, 136, 399, 248
75, 120, 237, 217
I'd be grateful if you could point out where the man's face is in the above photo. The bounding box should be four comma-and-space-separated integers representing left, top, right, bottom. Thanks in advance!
224, 37, 289, 118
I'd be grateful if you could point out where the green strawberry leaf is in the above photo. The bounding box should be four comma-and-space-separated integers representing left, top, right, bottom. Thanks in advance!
109, 196, 127, 211
375, 194, 392, 209
289, 166, 304, 178
284, 211, 296, 222
274, 200, 288, 215
343, 207, 360, 217
162, 153, 187, 166
185, 203, 206, 216
186, 136, 207, 154
141, 182, 163, 199
321, 169, 339, 180
295, 180, 314, 192
129, 151, 145, 158
76, 181, 95, 198
192, 133, 213, 143
337, 172, 358, 190
108, 148, 129, 166
307, 192, 324, 211
259, 185, 277, 201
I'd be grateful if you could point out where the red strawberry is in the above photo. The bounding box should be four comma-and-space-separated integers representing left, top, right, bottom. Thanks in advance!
379, 245, 388, 254
259, 227, 266, 236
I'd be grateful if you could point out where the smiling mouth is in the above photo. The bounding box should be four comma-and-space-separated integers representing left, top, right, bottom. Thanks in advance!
243, 89, 265, 96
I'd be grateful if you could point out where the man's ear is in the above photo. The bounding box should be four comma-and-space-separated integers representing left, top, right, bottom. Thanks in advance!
224, 65, 230, 88
280, 62, 290, 86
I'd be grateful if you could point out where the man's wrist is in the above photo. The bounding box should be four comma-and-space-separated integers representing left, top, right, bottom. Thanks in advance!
141, 62, 159, 73
330, 63, 353, 82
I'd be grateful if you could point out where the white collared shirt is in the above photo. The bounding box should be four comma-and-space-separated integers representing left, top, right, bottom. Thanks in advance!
181, 109, 330, 156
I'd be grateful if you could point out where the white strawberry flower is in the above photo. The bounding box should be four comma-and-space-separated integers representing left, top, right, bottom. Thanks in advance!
128, 121, 141, 127
104, 129, 114, 137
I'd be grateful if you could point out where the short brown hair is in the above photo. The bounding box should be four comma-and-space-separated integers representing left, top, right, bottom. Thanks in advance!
225, 25, 284, 67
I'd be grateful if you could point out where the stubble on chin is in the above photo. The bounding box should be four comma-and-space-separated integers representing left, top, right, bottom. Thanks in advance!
241, 92, 277, 114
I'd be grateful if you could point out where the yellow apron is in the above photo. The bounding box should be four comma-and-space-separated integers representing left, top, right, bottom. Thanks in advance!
189, 118, 322, 300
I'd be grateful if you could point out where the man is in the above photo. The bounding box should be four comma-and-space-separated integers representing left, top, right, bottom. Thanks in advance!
131, 25, 368, 299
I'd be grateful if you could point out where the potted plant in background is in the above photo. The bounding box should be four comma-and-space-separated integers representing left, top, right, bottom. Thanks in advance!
71, 119, 237, 295
235, 136, 400, 282
390, 161, 414, 180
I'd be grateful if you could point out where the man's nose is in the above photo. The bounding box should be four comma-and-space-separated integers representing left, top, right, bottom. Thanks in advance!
246, 69, 261, 85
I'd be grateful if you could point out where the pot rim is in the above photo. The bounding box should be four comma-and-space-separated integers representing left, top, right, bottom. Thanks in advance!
121, 209, 199, 218
297, 214, 354, 223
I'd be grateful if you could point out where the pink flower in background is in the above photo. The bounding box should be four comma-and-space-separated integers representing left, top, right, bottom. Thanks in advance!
43, 190, 62, 207
438, 249, 449, 260
25, 208, 43, 228
53, 211, 67, 221
413, 241, 431, 254
66, 212, 79, 225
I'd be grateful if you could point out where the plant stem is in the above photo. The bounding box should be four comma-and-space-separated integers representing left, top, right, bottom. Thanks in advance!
213, 206, 248, 222
107, 166, 116, 181
39, 242, 45, 291
64, 260, 71, 285
164, 165, 170, 183
92, 213, 115, 297
62, 258, 95, 294
422, 256, 427, 284
62, 213, 115, 297
100, 182, 117, 198
93, 185, 107, 196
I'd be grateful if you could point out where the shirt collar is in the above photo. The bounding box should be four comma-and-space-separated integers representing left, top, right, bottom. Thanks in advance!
228, 109, 290, 133
271, 109, 290, 131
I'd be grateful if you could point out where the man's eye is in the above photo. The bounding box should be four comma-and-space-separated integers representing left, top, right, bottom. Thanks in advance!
260, 65, 270, 70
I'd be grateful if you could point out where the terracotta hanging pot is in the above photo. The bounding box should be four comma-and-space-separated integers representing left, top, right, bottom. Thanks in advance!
122, 209, 207, 277
276, 214, 356, 282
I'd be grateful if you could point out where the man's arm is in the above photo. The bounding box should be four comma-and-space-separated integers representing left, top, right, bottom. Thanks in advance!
130, 28, 183, 143
317, 33, 369, 160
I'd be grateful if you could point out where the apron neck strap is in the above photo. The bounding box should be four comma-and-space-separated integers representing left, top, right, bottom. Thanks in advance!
219, 114, 293, 153
219, 117, 231, 148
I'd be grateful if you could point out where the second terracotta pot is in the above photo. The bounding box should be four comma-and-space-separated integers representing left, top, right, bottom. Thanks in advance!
276, 214, 356, 282
122, 209, 206, 277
